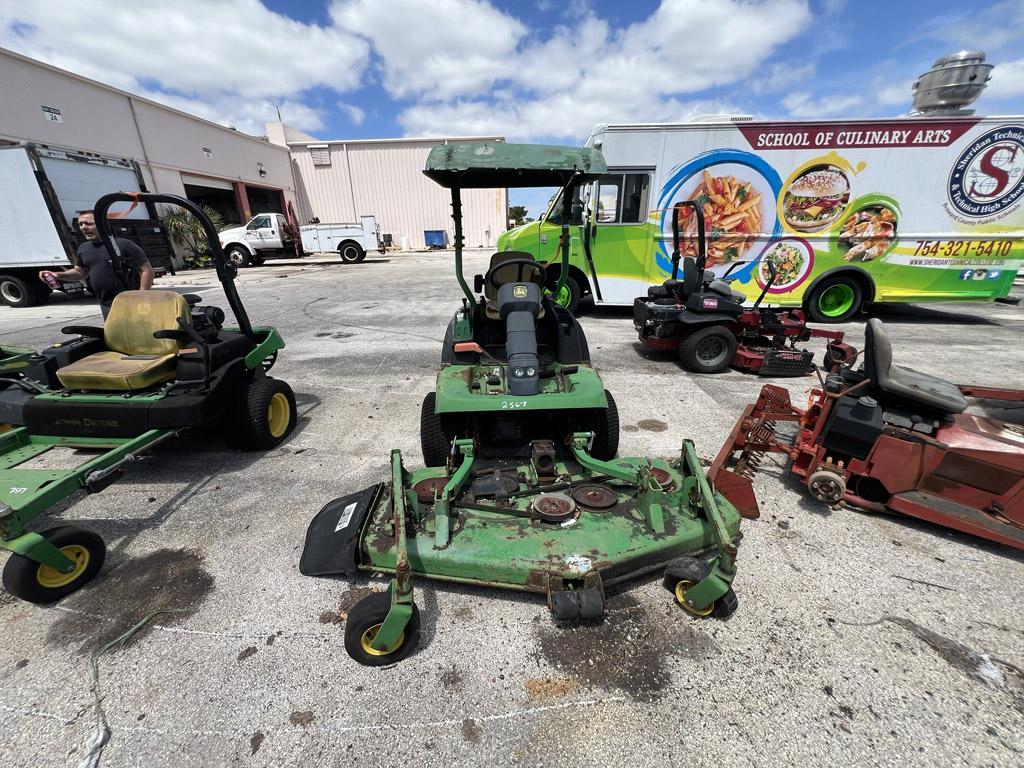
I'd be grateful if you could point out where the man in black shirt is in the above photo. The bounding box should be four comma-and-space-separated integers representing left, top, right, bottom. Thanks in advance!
39, 210, 155, 318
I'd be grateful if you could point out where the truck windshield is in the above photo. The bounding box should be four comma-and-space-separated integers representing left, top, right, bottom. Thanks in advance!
545, 186, 584, 226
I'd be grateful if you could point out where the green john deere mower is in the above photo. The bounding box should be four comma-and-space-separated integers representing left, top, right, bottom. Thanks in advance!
301, 143, 751, 666
0, 193, 296, 604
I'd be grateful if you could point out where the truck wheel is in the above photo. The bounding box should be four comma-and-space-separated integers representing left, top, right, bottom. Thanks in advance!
679, 326, 737, 374
339, 242, 364, 264
226, 246, 251, 268
0, 276, 38, 308
806, 276, 863, 323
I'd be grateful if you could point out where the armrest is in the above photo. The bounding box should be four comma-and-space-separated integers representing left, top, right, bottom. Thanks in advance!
153, 329, 192, 342
61, 325, 104, 337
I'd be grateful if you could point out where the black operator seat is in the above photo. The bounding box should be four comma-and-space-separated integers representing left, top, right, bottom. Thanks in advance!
484, 251, 545, 321
863, 318, 967, 414
498, 281, 542, 396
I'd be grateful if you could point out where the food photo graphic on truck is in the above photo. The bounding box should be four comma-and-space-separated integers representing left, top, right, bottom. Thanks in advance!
498, 116, 1023, 320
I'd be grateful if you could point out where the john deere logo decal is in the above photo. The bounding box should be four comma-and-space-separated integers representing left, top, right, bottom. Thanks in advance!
948, 125, 1024, 219
513, 285, 528, 298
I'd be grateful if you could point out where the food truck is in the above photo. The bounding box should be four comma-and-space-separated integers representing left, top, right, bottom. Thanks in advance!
499, 113, 1023, 320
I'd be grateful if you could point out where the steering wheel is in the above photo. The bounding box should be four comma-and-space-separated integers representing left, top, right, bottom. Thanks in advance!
485, 258, 546, 290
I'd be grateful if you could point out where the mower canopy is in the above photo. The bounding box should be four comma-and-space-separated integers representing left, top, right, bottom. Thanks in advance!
423, 142, 606, 188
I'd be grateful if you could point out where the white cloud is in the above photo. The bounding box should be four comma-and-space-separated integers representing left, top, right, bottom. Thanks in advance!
985, 58, 1024, 100
339, 103, 367, 126
781, 91, 864, 117
750, 62, 816, 94
0, 0, 369, 135
380, 0, 810, 140
330, 0, 526, 100
876, 81, 913, 108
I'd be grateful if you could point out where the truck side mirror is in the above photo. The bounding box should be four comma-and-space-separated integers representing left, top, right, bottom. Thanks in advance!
473, 274, 484, 293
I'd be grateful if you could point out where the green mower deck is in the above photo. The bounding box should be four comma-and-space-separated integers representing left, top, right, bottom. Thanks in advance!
302, 434, 744, 666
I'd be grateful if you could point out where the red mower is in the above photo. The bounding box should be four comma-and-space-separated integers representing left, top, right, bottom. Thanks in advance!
634, 201, 854, 376
710, 318, 1024, 549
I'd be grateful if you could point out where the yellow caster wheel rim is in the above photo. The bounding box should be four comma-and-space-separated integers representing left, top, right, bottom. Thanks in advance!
674, 579, 714, 617
36, 545, 90, 589
360, 624, 405, 656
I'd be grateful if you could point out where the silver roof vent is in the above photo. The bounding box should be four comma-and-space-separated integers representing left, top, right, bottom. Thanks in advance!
911, 51, 993, 115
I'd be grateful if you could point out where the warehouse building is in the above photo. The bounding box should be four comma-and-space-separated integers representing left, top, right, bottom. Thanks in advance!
267, 123, 507, 251
2, 47, 507, 260
0, 47, 296, 237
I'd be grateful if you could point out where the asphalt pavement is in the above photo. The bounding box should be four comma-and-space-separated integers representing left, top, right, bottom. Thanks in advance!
0, 251, 1022, 767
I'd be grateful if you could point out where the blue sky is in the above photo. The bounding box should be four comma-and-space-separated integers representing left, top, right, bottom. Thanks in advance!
2, 0, 1023, 216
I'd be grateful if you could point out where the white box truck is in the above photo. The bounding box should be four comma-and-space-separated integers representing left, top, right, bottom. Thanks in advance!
218, 213, 382, 267
0, 144, 173, 307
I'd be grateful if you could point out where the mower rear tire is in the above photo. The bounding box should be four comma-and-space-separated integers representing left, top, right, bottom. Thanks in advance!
679, 326, 737, 374
249, 255, 265, 267
662, 556, 737, 618
420, 392, 451, 466
225, 376, 297, 450
589, 389, 619, 460
344, 592, 420, 666
806, 275, 863, 323
3, 526, 106, 604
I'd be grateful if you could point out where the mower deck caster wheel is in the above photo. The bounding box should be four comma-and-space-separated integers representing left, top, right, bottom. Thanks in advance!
2, 526, 106, 604
662, 556, 737, 618
344, 592, 420, 666
808, 469, 846, 503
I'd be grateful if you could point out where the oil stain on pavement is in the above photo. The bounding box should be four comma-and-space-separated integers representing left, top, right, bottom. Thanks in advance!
534, 594, 717, 700
46, 548, 214, 651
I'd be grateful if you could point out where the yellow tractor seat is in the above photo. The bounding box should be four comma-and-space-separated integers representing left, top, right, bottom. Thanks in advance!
57, 291, 191, 391
483, 252, 546, 321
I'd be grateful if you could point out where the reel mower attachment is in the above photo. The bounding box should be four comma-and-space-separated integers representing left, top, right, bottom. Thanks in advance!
303, 433, 749, 666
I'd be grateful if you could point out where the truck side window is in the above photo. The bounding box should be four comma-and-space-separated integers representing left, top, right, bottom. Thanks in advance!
249, 216, 270, 230
595, 173, 650, 224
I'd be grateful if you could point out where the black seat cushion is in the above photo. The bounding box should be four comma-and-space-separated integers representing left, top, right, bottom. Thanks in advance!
708, 280, 746, 304
863, 319, 967, 414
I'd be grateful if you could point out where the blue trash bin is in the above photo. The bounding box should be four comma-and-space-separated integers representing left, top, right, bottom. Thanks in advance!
424, 230, 448, 249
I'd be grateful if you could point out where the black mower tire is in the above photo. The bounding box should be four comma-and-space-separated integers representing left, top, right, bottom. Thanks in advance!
589, 389, 619, 460
678, 325, 737, 374
2, 526, 106, 604
226, 246, 251, 269
420, 392, 451, 466
225, 376, 297, 450
249, 255, 265, 267
806, 275, 863, 323
339, 242, 364, 264
344, 592, 420, 666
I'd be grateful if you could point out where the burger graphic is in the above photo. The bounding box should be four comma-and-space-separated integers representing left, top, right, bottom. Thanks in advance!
782, 167, 851, 231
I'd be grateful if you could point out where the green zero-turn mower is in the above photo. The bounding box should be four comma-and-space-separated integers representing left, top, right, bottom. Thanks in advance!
0, 193, 296, 604
301, 142, 752, 666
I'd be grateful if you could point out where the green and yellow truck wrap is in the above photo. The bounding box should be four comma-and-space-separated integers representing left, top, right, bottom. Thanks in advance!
499, 117, 1023, 320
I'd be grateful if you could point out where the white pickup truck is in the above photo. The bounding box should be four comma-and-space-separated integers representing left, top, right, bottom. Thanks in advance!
218, 213, 383, 267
